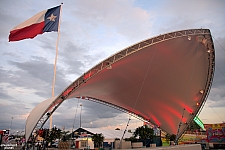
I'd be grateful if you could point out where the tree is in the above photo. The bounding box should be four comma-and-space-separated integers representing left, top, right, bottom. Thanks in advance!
165, 133, 176, 145
133, 125, 155, 146
92, 133, 105, 148
39, 127, 61, 146
165, 133, 171, 144
170, 134, 176, 141
165, 133, 176, 142
61, 130, 70, 142
186, 120, 201, 131
124, 136, 137, 142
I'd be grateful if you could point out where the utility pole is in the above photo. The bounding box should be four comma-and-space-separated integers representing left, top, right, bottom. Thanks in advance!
80, 104, 82, 128
10, 117, 13, 131
79, 104, 82, 135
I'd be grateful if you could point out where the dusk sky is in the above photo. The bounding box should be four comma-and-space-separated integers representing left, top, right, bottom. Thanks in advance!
0, 0, 224, 136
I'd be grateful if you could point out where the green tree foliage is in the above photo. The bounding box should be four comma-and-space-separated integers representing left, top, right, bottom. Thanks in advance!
165, 133, 170, 143
170, 134, 176, 141
61, 130, 70, 142
186, 120, 201, 131
50, 127, 61, 141
165, 133, 176, 144
133, 125, 154, 140
133, 125, 155, 146
39, 127, 61, 146
124, 136, 137, 142
92, 133, 105, 148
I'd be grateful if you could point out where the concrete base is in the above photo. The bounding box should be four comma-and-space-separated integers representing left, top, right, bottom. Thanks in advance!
116, 144, 202, 150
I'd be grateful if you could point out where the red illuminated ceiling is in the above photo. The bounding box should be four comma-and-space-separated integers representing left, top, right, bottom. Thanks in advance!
65, 29, 215, 137
27, 29, 215, 140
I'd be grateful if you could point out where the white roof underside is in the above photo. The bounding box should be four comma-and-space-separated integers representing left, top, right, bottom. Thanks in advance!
25, 97, 56, 142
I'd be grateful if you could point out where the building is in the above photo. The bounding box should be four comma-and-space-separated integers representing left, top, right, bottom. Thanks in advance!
71, 127, 133, 149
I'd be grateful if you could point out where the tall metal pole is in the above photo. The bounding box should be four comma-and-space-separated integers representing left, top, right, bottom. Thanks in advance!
79, 104, 82, 135
80, 104, 82, 128
50, 3, 63, 130
10, 117, 13, 131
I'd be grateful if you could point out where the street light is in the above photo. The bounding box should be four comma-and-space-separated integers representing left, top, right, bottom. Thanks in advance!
79, 104, 83, 135
10, 117, 13, 130
80, 104, 82, 128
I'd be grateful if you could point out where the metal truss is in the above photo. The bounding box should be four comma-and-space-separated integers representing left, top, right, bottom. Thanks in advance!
176, 31, 215, 138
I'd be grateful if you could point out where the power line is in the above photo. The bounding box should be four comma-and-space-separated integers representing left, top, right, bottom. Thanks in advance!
216, 65, 225, 78
206, 102, 224, 123
212, 36, 225, 52
71, 98, 80, 133
118, 47, 157, 149
212, 36, 225, 78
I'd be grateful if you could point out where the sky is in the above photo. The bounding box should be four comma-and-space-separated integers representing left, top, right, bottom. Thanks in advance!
0, 0, 225, 136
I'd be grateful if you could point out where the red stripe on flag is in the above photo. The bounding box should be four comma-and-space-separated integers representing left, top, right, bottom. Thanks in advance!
9, 22, 45, 42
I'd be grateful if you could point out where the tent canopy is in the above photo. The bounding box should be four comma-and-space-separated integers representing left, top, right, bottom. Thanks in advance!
25, 29, 215, 142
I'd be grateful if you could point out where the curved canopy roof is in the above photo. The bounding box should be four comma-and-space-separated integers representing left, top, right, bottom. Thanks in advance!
25, 29, 215, 142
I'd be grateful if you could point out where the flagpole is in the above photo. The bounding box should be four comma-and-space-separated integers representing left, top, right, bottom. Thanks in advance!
50, 3, 63, 130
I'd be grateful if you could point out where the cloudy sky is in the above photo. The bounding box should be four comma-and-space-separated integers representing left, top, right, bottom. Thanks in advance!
0, 0, 225, 135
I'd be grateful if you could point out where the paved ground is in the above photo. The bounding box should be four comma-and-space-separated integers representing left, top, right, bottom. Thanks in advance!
1, 145, 224, 150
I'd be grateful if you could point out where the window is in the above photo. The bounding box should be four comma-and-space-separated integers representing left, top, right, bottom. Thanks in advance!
81, 141, 87, 147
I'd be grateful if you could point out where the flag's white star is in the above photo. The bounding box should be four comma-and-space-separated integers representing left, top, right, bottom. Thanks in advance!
47, 13, 57, 21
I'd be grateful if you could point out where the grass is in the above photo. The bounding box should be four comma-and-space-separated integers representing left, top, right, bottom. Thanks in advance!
162, 141, 170, 146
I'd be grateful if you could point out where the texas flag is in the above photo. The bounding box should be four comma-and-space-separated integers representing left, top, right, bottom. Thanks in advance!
9, 5, 61, 42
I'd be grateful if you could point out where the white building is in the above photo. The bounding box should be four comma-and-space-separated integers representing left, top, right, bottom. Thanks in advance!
72, 127, 133, 149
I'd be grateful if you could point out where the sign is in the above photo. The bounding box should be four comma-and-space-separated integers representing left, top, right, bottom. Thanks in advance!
204, 123, 225, 143
194, 116, 205, 130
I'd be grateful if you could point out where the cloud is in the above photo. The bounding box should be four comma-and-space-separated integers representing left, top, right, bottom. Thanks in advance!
49, 99, 125, 130
66, 0, 153, 42
0, 88, 13, 100
207, 37, 225, 104
0, 56, 70, 99
207, 99, 225, 108
0, 102, 29, 130
151, 0, 225, 37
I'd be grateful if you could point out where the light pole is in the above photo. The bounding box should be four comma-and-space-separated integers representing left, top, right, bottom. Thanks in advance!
79, 104, 83, 136
118, 124, 123, 149
80, 104, 82, 128
10, 117, 13, 131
